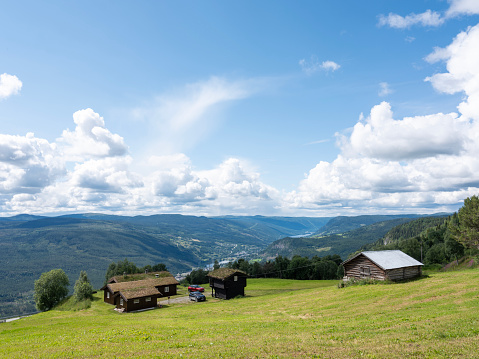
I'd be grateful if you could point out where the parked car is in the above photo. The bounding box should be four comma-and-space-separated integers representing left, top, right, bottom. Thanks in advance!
188, 284, 204, 292
189, 291, 206, 302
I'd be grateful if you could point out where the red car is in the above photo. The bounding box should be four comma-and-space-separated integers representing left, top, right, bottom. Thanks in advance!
188, 284, 205, 292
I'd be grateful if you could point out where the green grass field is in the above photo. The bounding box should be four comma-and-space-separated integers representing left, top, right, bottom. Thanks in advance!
1, 272, 479, 358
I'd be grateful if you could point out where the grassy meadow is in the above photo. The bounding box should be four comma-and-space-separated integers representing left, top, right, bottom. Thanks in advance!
1, 272, 479, 358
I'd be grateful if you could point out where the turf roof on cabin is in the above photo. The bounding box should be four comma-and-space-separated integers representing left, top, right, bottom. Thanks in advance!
107, 277, 179, 299
109, 271, 173, 283
207, 268, 247, 280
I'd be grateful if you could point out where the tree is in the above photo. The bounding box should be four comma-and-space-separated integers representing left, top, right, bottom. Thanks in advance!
34, 269, 69, 311
104, 258, 140, 283
74, 271, 93, 302
449, 195, 479, 249
152, 263, 167, 272
186, 269, 208, 284
213, 260, 220, 270
425, 243, 446, 265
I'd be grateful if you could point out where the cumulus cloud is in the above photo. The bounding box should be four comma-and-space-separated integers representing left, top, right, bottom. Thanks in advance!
299, 56, 340, 75
286, 23, 479, 215
425, 24, 479, 121
447, 0, 479, 17
342, 102, 466, 160
0, 73, 22, 99
0, 133, 63, 195
58, 108, 128, 161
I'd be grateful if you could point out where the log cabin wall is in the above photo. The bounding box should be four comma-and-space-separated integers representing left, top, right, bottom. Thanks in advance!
386, 266, 421, 280
343, 255, 386, 280
103, 288, 115, 304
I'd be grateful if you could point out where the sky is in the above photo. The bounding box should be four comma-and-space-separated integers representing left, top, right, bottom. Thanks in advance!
1, 0, 479, 217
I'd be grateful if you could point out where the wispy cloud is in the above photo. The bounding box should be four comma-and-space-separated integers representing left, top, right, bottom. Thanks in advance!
378, 10, 444, 29
378, 82, 393, 97
378, 0, 479, 29
299, 56, 340, 75
0, 73, 22, 99
304, 139, 330, 146
132, 76, 269, 154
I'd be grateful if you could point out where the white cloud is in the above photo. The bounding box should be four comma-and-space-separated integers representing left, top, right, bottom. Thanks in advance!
447, 0, 479, 17
425, 24, 479, 121
58, 108, 128, 161
378, 82, 393, 97
0, 133, 63, 195
378, 10, 444, 29
0, 73, 22, 99
378, 0, 479, 29
285, 23, 479, 215
132, 76, 263, 154
299, 56, 340, 75
342, 102, 466, 160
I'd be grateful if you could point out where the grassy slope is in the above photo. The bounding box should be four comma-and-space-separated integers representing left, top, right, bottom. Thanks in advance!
1, 272, 479, 358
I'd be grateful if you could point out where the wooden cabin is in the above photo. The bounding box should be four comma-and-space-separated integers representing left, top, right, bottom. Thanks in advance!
101, 272, 179, 312
207, 268, 247, 299
342, 250, 423, 281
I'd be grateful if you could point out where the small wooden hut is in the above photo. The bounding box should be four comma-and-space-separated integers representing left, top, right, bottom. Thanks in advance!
101, 272, 179, 312
207, 268, 247, 299
341, 250, 423, 281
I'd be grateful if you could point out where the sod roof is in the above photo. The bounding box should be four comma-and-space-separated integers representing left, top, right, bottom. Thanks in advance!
207, 268, 247, 280
107, 277, 179, 300
109, 271, 174, 283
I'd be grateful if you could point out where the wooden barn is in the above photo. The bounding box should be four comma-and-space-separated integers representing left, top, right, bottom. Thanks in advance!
207, 268, 247, 300
342, 250, 423, 281
101, 272, 179, 312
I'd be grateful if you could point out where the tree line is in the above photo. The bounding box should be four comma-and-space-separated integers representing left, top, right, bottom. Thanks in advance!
104, 259, 168, 284
186, 254, 345, 284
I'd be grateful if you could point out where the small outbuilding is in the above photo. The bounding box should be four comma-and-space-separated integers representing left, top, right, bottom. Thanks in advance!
101, 272, 179, 312
341, 250, 423, 281
207, 268, 247, 299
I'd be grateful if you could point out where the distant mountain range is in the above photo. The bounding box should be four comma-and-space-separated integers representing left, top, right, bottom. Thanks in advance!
0, 212, 447, 318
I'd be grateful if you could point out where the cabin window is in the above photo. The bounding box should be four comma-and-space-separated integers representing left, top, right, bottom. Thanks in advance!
134, 299, 140, 304
234, 276, 238, 282
360, 266, 370, 275
120, 298, 123, 306
146, 297, 151, 302
165, 286, 170, 293
107, 292, 110, 299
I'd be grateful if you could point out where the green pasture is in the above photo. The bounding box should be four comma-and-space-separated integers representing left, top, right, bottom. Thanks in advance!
1, 272, 479, 358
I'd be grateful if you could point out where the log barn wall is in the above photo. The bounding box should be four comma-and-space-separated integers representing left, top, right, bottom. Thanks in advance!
343, 255, 386, 280
343, 253, 422, 281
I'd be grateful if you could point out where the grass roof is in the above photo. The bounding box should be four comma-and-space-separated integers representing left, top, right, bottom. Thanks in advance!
207, 268, 247, 280
109, 271, 174, 283
108, 277, 179, 300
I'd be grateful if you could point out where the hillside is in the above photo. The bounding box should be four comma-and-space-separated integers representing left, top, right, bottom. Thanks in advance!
263, 217, 416, 260
313, 214, 423, 235
2, 270, 479, 358
0, 214, 328, 318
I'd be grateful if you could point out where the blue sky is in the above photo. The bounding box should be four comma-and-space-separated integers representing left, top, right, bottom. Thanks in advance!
1, 0, 479, 216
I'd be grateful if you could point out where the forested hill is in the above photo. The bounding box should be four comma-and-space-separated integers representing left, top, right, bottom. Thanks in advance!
263, 217, 418, 260
314, 214, 424, 236
359, 214, 464, 265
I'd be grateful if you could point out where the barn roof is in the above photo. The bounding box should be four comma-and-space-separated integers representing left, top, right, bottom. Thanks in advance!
207, 268, 247, 280
343, 250, 423, 270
